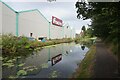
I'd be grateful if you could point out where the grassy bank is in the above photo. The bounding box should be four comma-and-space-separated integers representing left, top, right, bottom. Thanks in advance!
73, 45, 96, 78
104, 36, 118, 56
1, 34, 73, 57
75, 36, 97, 48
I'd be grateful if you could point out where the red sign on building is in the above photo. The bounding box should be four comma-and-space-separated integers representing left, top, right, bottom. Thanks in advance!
52, 16, 63, 27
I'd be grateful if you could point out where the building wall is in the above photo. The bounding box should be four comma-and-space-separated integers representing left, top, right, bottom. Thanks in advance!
71, 28, 75, 39
50, 23, 63, 39
0, 2, 2, 79
64, 26, 71, 38
1, 2, 75, 39
19, 10, 49, 39
2, 2, 16, 35
0, 2, 2, 34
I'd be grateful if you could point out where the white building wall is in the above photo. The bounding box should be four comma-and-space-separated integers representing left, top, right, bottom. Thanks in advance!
1, 2, 75, 39
50, 23, 63, 39
19, 10, 49, 39
0, 2, 2, 34
71, 28, 75, 39
64, 26, 71, 38
0, 2, 2, 79
73, 29, 76, 38
63, 26, 67, 38
72, 29, 75, 38
2, 2, 16, 35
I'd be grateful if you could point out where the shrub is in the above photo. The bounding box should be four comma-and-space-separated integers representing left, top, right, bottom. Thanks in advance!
2, 34, 74, 56
2, 34, 18, 55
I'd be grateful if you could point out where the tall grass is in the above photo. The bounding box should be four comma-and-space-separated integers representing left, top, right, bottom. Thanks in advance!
104, 35, 118, 55
1, 34, 73, 56
73, 45, 96, 78
2, 34, 36, 56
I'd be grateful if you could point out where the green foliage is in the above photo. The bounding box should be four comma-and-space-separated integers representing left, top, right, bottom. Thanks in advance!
2, 34, 74, 56
2, 57, 18, 68
0, 35, 2, 48
1, 34, 40, 56
2, 34, 18, 54
18, 63, 25, 67
105, 35, 118, 55
49, 71, 59, 78
75, 2, 119, 54
0, 57, 3, 61
22, 66, 38, 75
2, 34, 32, 56
75, 2, 119, 37
75, 38, 80, 43
85, 28, 93, 37
41, 63, 49, 69
74, 45, 96, 78
17, 70, 27, 76
2, 62, 14, 68
82, 26, 86, 32
8, 75, 17, 78
75, 36, 96, 48
6, 60, 13, 63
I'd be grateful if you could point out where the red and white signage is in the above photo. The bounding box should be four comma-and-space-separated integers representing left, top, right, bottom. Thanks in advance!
51, 54, 62, 66
52, 16, 63, 27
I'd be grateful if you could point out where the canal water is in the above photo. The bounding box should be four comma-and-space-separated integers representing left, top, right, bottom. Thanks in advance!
2, 42, 89, 78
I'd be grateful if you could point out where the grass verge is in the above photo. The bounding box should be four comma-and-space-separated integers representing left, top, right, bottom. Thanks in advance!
73, 45, 96, 78
1, 34, 73, 57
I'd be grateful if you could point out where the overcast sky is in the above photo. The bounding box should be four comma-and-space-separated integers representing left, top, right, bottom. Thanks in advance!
2, 0, 92, 34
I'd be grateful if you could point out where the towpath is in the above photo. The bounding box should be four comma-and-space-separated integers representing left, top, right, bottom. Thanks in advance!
92, 39, 119, 78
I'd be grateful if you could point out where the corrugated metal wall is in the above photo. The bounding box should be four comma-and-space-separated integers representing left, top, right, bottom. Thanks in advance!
19, 10, 49, 39
64, 25, 72, 38
0, 2, 2, 34
50, 23, 63, 39
1, 2, 75, 39
2, 2, 16, 35
71, 28, 75, 39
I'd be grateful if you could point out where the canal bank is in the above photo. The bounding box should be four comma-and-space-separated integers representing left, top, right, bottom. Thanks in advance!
1, 34, 73, 57
72, 45, 96, 78
72, 39, 119, 78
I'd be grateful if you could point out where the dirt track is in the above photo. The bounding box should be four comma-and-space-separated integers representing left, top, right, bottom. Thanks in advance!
92, 39, 119, 78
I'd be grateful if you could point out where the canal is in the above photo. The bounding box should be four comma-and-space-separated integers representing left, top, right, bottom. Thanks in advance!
2, 42, 89, 78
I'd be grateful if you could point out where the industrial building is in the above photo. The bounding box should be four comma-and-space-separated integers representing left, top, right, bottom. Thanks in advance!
0, 1, 75, 40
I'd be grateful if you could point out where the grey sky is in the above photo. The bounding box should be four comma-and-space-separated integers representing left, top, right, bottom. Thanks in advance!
2, 0, 91, 34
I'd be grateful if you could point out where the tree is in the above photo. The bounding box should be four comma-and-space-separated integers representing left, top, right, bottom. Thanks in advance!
82, 26, 86, 32
85, 28, 93, 37
75, 2, 119, 40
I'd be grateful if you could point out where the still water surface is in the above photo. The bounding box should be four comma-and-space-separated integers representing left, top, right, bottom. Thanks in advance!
3, 43, 89, 78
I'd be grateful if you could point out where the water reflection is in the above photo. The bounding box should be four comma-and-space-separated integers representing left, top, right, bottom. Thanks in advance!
66, 51, 69, 54
81, 45, 85, 50
51, 54, 62, 66
2, 43, 89, 78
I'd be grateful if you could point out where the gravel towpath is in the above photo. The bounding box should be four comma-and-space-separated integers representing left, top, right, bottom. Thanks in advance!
92, 39, 119, 78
